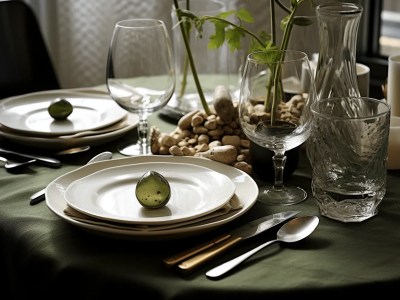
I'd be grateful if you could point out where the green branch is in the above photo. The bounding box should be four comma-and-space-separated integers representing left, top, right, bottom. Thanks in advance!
173, 0, 211, 115
200, 15, 265, 47
270, 0, 276, 45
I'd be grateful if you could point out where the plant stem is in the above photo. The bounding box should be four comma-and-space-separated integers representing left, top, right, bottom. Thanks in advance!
270, 0, 276, 45
173, 0, 211, 115
179, 53, 190, 98
264, 1, 301, 119
178, 0, 190, 98
279, 3, 299, 51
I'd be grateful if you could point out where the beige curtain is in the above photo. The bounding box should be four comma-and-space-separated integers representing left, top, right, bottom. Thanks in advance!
26, 0, 175, 89
25, 0, 316, 89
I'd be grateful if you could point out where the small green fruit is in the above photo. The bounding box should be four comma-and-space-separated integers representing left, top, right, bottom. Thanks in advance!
135, 171, 171, 209
48, 98, 73, 120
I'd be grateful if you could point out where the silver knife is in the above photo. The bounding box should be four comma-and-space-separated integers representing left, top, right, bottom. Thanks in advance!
0, 147, 61, 168
29, 151, 113, 205
163, 211, 300, 272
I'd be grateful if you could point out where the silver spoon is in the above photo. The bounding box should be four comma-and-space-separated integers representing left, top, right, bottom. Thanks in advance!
206, 216, 319, 278
0, 156, 36, 170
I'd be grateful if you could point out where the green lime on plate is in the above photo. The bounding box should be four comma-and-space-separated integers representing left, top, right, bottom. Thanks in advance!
48, 98, 73, 120
135, 171, 171, 209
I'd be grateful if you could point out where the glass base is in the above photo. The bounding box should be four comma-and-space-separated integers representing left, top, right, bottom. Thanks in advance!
258, 185, 307, 206
117, 141, 151, 156
159, 93, 214, 121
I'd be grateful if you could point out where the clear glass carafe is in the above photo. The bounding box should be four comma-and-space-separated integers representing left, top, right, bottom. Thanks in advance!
314, 2, 363, 100
307, 2, 364, 168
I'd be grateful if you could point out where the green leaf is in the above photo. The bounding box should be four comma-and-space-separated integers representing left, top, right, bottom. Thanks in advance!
216, 10, 237, 19
247, 31, 273, 53
258, 31, 272, 46
225, 28, 244, 51
209, 21, 227, 49
265, 41, 277, 51
236, 8, 254, 23
210, 18, 229, 30
252, 50, 282, 65
280, 15, 290, 31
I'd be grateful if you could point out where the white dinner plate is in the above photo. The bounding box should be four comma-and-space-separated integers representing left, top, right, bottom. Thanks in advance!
46, 156, 259, 239
0, 111, 139, 150
64, 162, 235, 225
0, 90, 127, 136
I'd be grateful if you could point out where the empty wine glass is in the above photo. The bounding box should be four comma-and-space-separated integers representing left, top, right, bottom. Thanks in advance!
106, 19, 175, 155
238, 50, 316, 205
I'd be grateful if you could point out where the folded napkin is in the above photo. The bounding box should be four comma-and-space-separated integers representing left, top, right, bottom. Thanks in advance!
63, 195, 242, 232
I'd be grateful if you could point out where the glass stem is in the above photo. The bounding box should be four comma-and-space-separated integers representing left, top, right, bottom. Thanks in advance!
137, 115, 149, 153
272, 151, 287, 191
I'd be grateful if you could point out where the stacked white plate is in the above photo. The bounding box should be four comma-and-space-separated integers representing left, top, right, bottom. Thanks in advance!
0, 90, 139, 150
46, 156, 259, 240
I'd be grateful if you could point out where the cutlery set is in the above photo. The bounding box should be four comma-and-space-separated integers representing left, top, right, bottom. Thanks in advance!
0, 145, 93, 172
0, 147, 61, 168
164, 211, 299, 271
0, 155, 36, 171
163, 211, 319, 277
205, 216, 319, 278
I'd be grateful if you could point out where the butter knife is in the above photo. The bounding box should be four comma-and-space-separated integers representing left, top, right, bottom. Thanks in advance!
29, 151, 113, 205
0, 147, 61, 168
164, 211, 300, 272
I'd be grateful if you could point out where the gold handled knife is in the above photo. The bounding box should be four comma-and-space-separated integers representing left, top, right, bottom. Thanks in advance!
163, 211, 300, 272
163, 234, 232, 267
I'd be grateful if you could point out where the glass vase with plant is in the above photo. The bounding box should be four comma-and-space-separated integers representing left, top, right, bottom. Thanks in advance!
171, 0, 316, 183
172, 0, 315, 117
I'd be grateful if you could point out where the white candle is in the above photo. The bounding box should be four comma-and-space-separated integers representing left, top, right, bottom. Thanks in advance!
388, 116, 400, 170
388, 54, 400, 116
356, 63, 370, 97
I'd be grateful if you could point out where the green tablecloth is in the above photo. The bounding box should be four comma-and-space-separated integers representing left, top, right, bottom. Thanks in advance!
1, 110, 400, 299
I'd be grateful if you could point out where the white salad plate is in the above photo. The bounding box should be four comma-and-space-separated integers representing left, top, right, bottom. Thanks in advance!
46, 156, 259, 239
0, 90, 127, 136
64, 162, 236, 225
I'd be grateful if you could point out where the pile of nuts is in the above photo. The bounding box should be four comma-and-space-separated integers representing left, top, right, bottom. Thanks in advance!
245, 94, 305, 126
150, 86, 306, 176
151, 106, 253, 174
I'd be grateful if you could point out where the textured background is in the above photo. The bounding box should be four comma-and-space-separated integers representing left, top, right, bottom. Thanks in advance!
26, 0, 316, 89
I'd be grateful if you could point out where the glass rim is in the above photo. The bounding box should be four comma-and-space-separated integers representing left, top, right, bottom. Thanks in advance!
176, 0, 225, 14
247, 50, 308, 64
316, 2, 363, 15
116, 18, 165, 29
311, 97, 390, 120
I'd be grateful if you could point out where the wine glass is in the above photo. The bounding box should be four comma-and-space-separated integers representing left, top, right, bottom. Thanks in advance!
238, 50, 316, 205
106, 19, 175, 155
